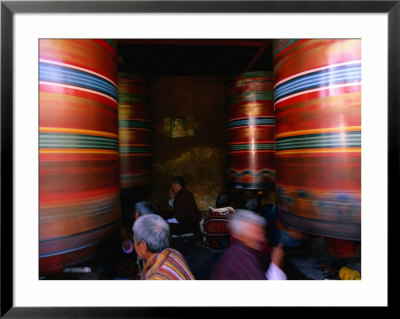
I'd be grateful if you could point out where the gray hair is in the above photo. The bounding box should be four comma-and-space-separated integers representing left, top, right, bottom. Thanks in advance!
134, 201, 155, 217
132, 214, 170, 253
230, 209, 267, 237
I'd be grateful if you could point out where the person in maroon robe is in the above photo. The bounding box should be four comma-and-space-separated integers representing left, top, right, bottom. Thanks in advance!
167, 176, 201, 236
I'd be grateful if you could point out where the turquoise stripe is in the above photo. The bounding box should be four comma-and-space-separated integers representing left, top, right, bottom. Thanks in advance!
119, 120, 150, 129
273, 39, 299, 57
228, 144, 275, 151
40, 132, 118, 150
226, 117, 274, 128
276, 131, 361, 150
119, 147, 151, 153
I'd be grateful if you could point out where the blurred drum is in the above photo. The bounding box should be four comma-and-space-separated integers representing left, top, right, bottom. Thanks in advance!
117, 73, 152, 190
225, 71, 275, 190
39, 39, 120, 275
273, 39, 361, 241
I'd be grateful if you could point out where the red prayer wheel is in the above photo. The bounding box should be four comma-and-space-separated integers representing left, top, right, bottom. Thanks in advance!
117, 73, 152, 190
273, 39, 361, 241
225, 71, 275, 190
39, 39, 121, 275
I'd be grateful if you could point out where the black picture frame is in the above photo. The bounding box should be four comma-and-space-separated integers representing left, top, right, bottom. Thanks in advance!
1, 0, 395, 317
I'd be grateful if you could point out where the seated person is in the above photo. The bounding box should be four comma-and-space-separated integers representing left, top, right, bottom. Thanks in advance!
167, 176, 201, 237
133, 214, 195, 280
200, 192, 235, 249
120, 201, 156, 277
210, 209, 287, 280
121, 201, 156, 247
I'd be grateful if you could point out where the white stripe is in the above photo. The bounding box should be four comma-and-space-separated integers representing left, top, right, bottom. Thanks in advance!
40, 81, 118, 104
274, 82, 361, 106
274, 60, 362, 88
40, 58, 117, 87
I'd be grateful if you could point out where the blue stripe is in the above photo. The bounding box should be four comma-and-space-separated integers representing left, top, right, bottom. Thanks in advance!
40, 62, 117, 100
274, 63, 361, 101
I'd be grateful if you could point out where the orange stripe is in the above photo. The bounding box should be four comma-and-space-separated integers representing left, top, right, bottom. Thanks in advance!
276, 126, 361, 139
276, 147, 361, 155
40, 127, 118, 139
39, 149, 118, 155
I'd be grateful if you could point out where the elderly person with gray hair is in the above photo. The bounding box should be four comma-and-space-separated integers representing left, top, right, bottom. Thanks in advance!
133, 214, 195, 280
121, 201, 156, 254
133, 201, 155, 221
210, 209, 286, 280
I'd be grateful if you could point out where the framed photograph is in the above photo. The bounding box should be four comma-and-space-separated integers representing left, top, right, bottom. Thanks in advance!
1, 0, 396, 317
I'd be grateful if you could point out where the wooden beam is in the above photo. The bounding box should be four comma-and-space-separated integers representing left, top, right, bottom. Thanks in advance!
243, 40, 272, 72
118, 39, 267, 47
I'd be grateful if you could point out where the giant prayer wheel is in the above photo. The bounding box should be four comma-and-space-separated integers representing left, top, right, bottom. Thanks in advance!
39, 39, 120, 275
273, 39, 361, 241
225, 71, 275, 190
117, 73, 152, 191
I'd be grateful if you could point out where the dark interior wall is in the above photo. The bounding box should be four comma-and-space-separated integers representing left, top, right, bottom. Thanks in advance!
146, 76, 228, 212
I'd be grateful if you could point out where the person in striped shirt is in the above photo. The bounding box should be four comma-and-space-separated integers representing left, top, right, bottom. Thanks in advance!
132, 214, 195, 280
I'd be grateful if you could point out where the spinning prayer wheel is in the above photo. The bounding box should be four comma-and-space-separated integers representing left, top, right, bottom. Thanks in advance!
225, 71, 275, 190
39, 39, 121, 275
117, 73, 152, 191
273, 39, 361, 241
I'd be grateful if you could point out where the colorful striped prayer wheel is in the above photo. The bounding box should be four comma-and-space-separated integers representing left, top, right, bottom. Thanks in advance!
39, 39, 120, 275
273, 39, 361, 241
225, 71, 275, 190
117, 73, 152, 190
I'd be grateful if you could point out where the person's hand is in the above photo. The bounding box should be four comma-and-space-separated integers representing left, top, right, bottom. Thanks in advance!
271, 243, 285, 269
169, 187, 175, 199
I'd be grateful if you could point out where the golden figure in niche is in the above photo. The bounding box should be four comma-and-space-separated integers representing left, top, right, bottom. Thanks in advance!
171, 117, 187, 138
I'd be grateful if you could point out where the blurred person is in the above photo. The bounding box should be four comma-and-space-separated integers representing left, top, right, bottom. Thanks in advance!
237, 196, 273, 266
243, 196, 261, 213
133, 214, 195, 280
210, 209, 286, 280
200, 192, 235, 249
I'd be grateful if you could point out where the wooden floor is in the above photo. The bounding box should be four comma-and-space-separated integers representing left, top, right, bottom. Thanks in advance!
41, 231, 361, 281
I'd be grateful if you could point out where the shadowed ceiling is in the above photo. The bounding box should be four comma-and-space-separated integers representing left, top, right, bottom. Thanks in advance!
117, 39, 273, 77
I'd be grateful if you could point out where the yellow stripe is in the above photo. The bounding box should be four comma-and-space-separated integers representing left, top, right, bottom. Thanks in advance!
40, 149, 118, 155
40, 127, 118, 139
276, 147, 361, 155
276, 126, 361, 139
